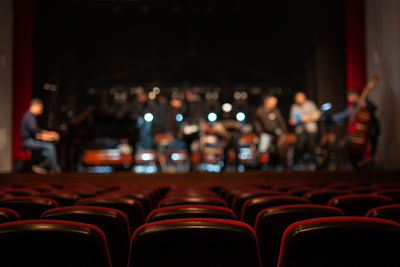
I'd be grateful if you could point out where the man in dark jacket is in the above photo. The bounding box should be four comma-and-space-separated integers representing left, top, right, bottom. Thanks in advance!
21, 98, 60, 174
254, 95, 288, 167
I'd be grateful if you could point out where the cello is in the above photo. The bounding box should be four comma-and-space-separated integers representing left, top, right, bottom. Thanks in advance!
349, 74, 380, 162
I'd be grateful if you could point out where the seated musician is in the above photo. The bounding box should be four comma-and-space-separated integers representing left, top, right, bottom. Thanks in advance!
332, 88, 380, 167
21, 98, 60, 174
254, 95, 288, 168
289, 92, 320, 169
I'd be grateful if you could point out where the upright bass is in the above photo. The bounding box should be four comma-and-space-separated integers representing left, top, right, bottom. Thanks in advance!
349, 74, 380, 161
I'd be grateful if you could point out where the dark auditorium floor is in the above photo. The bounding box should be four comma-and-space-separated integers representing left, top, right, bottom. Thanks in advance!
1, 170, 399, 187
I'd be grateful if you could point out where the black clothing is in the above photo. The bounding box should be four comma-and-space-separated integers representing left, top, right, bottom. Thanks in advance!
183, 100, 203, 122
164, 105, 181, 134
21, 111, 41, 140
254, 107, 287, 135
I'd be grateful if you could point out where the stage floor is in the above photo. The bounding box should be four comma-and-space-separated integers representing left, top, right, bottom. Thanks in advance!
1, 170, 399, 187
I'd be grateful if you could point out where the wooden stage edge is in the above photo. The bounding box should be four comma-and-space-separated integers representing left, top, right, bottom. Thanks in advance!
1, 170, 400, 186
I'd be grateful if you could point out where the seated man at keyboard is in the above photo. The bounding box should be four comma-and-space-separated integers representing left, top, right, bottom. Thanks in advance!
21, 98, 60, 174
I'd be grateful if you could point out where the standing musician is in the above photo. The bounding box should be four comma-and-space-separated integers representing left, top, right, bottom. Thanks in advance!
289, 92, 321, 168
332, 77, 380, 167
21, 98, 60, 174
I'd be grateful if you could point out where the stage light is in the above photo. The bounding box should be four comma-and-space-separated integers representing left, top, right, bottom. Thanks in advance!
234, 91, 241, 100
144, 113, 154, 122
236, 112, 246, 122
176, 113, 183, 122
212, 91, 219, 100
222, 103, 233, 113
208, 112, 217, 122
148, 91, 156, 100
141, 152, 155, 161
321, 102, 332, 111
153, 87, 160, 94
171, 153, 180, 161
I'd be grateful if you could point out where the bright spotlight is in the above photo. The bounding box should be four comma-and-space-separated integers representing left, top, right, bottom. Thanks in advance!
321, 102, 332, 112
208, 112, 217, 122
222, 103, 233, 113
236, 112, 246, 122
176, 113, 183, 122
144, 113, 154, 122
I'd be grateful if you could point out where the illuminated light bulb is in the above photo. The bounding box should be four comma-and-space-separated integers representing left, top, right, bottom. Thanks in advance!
222, 103, 233, 113
144, 113, 154, 122
208, 112, 217, 122
176, 113, 183, 122
236, 112, 246, 122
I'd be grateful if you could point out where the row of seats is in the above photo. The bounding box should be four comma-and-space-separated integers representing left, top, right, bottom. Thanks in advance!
0, 181, 399, 266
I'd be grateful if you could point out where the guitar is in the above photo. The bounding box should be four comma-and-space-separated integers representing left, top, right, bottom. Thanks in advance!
349, 74, 380, 161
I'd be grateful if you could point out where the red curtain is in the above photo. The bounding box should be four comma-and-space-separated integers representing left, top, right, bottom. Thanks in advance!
12, 0, 34, 160
346, 0, 366, 91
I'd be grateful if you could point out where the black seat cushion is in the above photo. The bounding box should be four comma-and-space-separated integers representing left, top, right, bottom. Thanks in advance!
129, 218, 261, 267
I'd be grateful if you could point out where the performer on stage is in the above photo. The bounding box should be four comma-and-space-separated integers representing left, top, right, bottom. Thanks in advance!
132, 91, 153, 150
21, 98, 60, 174
254, 95, 288, 168
164, 97, 186, 150
332, 87, 380, 167
289, 92, 320, 168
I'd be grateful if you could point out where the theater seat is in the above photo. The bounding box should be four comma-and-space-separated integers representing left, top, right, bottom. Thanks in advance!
129, 218, 261, 267
166, 190, 219, 198
0, 219, 111, 267
303, 190, 349, 204
366, 204, 400, 223
277, 217, 400, 267
42, 206, 131, 267
241, 196, 309, 226
328, 194, 394, 216
101, 191, 153, 215
158, 196, 227, 208
231, 190, 283, 217
287, 187, 312, 197
37, 191, 81, 206
0, 197, 58, 219
2, 188, 40, 196
374, 188, 400, 203
0, 207, 20, 223
255, 204, 343, 267
76, 196, 144, 232
0, 193, 13, 199
146, 205, 236, 222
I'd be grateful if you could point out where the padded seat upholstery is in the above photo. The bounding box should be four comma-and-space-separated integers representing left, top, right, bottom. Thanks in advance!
0, 219, 111, 267
42, 206, 131, 267
0, 197, 58, 219
129, 218, 261, 267
146, 205, 236, 222
277, 217, 400, 267
255, 204, 343, 267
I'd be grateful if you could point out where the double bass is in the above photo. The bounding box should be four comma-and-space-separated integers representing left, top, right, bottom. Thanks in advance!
349, 74, 380, 161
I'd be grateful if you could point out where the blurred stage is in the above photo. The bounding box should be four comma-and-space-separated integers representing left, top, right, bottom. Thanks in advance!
2, 170, 400, 187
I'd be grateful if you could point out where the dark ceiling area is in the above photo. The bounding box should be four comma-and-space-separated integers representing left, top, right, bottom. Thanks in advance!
33, 0, 345, 127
